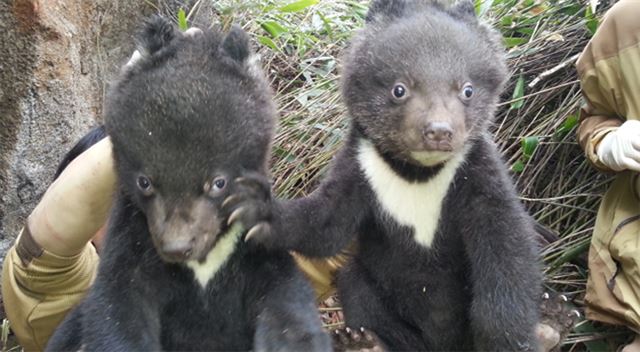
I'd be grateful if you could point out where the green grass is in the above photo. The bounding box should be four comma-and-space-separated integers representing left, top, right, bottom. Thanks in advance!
212, 0, 365, 197
1, 319, 19, 352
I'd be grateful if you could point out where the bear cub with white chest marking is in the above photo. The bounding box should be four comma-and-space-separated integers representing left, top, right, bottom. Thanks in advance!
46, 17, 330, 352
246, 0, 542, 350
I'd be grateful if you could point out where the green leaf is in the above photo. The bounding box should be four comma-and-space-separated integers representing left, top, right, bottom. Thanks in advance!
295, 34, 307, 57
586, 18, 599, 36
585, 5, 599, 36
555, 114, 579, 137
521, 136, 539, 159
353, 6, 368, 19
278, 0, 318, 13
560, 4, 582, 16
550, 240, 590, 269
512, 160, 525, 173
500, 15, 513, 27
503, 37, 527, 48
517, 28, 533, 36
261, 21, 288, 38
475, 0, 494, 17
573, 320, 610, 352
510, 74, 525, 109
1, 319, 10, 351
258, 36, 279, 51
564, 114, 579, 130
317, 13, 333, 37
177, 8, 188, 32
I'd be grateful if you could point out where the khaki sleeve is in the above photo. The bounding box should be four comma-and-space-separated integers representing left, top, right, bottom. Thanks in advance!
575, 0, 640, 171
576, 105, 622, 172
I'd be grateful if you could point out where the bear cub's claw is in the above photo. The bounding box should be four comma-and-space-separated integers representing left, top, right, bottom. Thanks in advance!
536, 292, 581, 352
333, 326, 384, 352
222, 172, 273, 241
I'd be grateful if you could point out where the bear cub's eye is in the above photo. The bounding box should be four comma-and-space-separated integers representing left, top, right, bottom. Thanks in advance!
205, 176, 227, 197
213, 177, 226, 191
460, 83, 474, 100
392, 83, 408, 100
137, 175, 154, 196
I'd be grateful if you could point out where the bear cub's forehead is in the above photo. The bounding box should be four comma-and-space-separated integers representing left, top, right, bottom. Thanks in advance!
105, 30, 270, 178
357, 10, 495, 82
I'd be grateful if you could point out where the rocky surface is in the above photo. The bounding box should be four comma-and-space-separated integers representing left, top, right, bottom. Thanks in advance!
0, 0, 217, 330
0, 0, 155, 269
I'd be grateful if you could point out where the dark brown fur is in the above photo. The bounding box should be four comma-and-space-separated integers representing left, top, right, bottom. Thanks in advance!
248, 1, 542, 350
46, 17, 330, 351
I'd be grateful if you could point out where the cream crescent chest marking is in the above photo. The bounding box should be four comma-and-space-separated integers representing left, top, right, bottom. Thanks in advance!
186, 223, 243, 288
357, 140, 466, 247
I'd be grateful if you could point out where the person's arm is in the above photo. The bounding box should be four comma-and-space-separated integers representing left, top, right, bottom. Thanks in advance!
29, 137, 116, 256
575, 0, 640, 172
576, 104, 622, 172
576, 69, 640, 172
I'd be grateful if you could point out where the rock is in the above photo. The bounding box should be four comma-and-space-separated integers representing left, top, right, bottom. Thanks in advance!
0, 0, 155, 270
0, 0, 219, 325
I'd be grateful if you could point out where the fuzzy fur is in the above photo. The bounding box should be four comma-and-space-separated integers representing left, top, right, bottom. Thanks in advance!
46, 16, 330, 352
251, 1, 542, 350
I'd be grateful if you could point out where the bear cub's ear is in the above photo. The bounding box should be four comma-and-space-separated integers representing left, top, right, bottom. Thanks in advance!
220, 25, 251, 63
448, 0, 478, 23
135, 15, 177, 57
365, 0, 406, 23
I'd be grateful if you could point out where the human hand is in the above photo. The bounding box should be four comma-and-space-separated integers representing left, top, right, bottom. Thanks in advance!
596, 120, 640, 172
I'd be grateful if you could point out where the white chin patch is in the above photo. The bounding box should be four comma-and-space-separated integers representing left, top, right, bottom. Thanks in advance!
124, 50, 143, 68
184, 27, 203, 37
410, 151, 453, 166
186, 222, 243, 288
358, 140, 467, 248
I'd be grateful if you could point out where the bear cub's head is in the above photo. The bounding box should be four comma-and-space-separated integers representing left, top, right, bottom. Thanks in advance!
343, 0, 507, 167
104, 17, 275, 263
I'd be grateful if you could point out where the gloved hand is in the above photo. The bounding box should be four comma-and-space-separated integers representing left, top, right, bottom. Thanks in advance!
596, 120, 640, 172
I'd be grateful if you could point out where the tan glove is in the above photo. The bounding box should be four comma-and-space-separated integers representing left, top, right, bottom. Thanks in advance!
28, 137, 116, 256
596, 120, 640, 172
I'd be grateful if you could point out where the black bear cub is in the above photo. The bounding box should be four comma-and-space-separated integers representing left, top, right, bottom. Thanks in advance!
247, 0, 542, 351
46, 17, 330, 351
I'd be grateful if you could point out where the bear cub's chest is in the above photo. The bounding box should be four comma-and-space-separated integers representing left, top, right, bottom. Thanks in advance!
357, 140, 466, 247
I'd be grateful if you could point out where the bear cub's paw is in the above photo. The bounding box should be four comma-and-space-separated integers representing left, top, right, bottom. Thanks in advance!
536, 292, 581, 352
333, 326, 385, 352
222, 171, 274, 242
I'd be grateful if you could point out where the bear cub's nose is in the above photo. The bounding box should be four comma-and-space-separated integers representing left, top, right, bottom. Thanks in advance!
162, 240, 194, 261
422, 121, 454, 151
